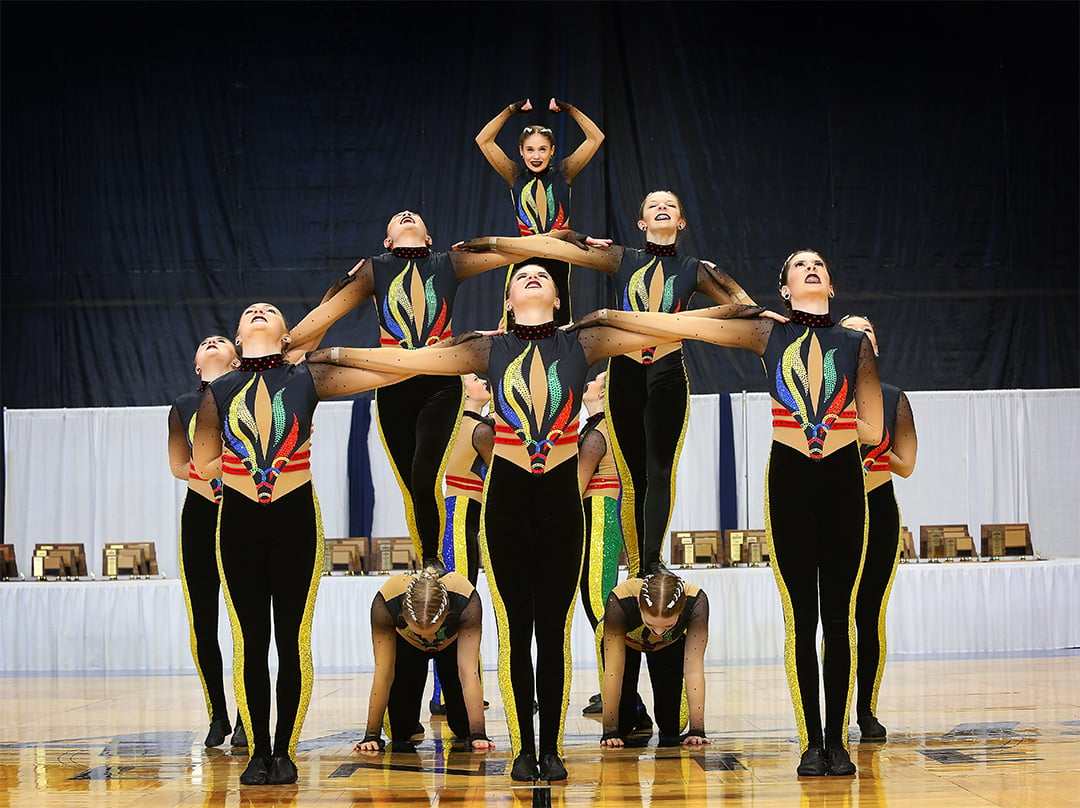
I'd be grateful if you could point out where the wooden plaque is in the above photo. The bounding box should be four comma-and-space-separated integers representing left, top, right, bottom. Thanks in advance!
33, 543, 88, 578
324, 538, 369, 575
0, 544, 17, 578
919, 525, 976, 560
979, 523, 1033, 558
370, 538, 417, 573
101, 542, 158, 577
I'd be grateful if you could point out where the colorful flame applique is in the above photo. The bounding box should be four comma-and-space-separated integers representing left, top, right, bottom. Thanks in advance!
382, 262, 417, 348
223, 376, 260, 470
425, 287, 449, 346
775, 330, 852, 457
624, 258, 680, 364
222, 375, 302, 502
517, 178, 566, 235
623, 259, 656, 312
496, 345, 576, 473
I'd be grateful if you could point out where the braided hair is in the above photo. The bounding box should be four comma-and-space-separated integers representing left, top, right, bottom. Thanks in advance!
638, 573, 686, 619
403, 571, 450, 629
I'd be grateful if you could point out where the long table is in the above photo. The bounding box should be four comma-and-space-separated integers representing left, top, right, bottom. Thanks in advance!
3, 560, 1077, 674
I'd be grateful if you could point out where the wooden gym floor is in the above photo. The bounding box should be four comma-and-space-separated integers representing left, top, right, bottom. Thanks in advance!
1, 653, 1078, 807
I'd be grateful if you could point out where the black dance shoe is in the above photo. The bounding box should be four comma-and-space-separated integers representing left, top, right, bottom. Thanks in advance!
825, 745, 856, 775
582, 699, 602, 715
643, 561, 674, 577
631, 699, 653, 734
239, 755, 272, 785
421, 557, 447, 577
858, 714, 887, 740
510, 751, 540, 781
796, 746, 828, 776
538, 753, 568, 781
204, 717, 232, 748
231, 718, 248, 748
267, 755, 298, 785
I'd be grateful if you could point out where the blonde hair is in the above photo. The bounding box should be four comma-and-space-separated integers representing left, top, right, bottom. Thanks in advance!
404, 571, 449, 629
638, 573, 686, 619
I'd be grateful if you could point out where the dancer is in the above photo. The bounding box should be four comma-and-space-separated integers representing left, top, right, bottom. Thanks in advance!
568, 249, 883, 777
168, 335, 247, 749
454, 192, 767, 576
306, 263, 763, 782
430, 373, 493, 717
440, 374, 494, 584
286, 211, 519, 574
476, 97, 604, 325
192, 303, 412, 786
576, 371, 626, 717
355, 571, 493, 754
598, 573, 709, 748
840, 315, 918, 741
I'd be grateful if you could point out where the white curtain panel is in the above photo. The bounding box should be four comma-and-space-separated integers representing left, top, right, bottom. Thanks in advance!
5, 389, 1079, 584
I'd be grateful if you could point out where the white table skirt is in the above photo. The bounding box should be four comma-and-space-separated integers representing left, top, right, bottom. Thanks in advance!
3, 560, 1077, 674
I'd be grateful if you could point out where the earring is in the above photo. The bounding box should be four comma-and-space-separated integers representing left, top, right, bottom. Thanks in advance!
640, 225, 646, 232
554, 300, 561, 309
678, 224, 684, 230
506, 302, 513, 311
829, 290, 835, 298
231, 359, 241, 368
282, 334, 292, 344
781, 292, 790, 300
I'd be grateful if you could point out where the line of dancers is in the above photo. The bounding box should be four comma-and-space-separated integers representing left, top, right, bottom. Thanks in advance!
168, 97, 917, 786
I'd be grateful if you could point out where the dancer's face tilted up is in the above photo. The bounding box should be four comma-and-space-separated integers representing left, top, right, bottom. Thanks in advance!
194, 335, 238, 376
235, 303, 288, 345
507, 264, 559, 311
384, 210, 432, 249
779, 251, 833, 306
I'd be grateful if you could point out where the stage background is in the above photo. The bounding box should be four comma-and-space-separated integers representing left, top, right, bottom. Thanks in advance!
1, 4, 1076, 562
2, 2, 1076, 412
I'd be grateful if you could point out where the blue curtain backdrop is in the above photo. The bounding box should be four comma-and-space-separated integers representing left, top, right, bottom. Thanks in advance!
2, 1, 1077, 413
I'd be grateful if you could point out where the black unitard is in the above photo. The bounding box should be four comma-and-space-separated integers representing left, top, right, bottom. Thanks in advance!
764, 313, 877, 751
171, 387, 229, 726
202, 357, 324, 760
606, 245, 737, 575
370, 249, 466, 563
482, 324, 590, 760
855, 383, 913, 720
